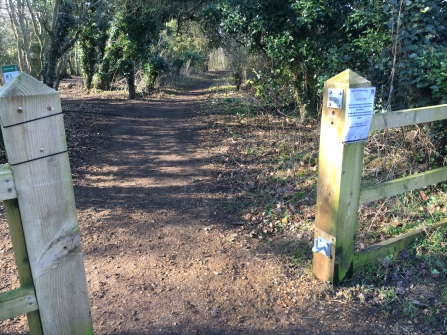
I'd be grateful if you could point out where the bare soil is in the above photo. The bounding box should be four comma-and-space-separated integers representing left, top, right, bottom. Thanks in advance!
0, 72, 443, 334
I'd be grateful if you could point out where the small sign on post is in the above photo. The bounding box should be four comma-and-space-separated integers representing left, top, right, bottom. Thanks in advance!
342, 87, 376, 143
1, 65, 20, 85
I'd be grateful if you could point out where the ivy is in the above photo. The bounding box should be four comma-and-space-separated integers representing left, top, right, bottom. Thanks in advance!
204, 0, 446, 118
42, 1, 79, 88
209, 0, 386, 117
143, 56, 170, 89
78, 3, 109, 90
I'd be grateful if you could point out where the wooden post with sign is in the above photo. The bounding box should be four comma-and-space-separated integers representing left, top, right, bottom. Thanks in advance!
0, 73, 93, 334
312, 69, 372, 284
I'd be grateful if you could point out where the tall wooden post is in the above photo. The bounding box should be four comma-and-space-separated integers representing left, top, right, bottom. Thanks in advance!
0, 73, 93, 334
313, 70, 371, 284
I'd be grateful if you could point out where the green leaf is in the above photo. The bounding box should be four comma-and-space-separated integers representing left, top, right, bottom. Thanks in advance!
409, 53, 418, 59
416, 81, 428, 88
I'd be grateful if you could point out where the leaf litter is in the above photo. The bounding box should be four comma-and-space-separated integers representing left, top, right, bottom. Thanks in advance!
193, 73, 447, 333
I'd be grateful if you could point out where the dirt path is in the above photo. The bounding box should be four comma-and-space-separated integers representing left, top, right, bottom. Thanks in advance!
1, 73, 430, 334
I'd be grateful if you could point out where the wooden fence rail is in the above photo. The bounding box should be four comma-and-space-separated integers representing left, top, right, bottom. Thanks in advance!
0, 73, 93, 334
312, 69, 447, 284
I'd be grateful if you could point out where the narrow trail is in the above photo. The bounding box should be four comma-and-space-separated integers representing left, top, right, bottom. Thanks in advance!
0, 73, 408, 334
69, 74, 397, 334
72, 73, 287, 334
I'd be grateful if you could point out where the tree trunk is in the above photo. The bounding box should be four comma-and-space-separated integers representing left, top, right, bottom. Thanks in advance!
16, 0, 33, 74
67, 59, 74, 75
54, 55, 68, 91
26, 0, 47, 78
292, 67, 318, 119
122, 60, 136, 99
42, 50, 58, 88
7, 0, 30, 73
306, 70, 317, 118
292, 71, 306, 119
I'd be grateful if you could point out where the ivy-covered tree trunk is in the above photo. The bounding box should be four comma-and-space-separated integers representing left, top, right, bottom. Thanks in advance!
79, 35, 97, 90
123, 60, 136, 99
78, 2, 109, 90
42, 50, 58, 88
42, 1, 78, 89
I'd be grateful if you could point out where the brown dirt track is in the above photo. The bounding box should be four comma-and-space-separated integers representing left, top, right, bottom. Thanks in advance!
0, 72, 440, 335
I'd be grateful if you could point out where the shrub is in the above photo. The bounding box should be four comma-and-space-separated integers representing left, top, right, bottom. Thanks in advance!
143, 55, 170, 89
92, 72, 111, 90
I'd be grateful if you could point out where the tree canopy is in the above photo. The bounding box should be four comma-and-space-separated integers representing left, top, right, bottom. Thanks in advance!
1, 0, 445, 111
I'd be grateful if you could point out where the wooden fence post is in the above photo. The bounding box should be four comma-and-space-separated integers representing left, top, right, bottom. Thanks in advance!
312, 69, 372, 284
0, 73, 93, 334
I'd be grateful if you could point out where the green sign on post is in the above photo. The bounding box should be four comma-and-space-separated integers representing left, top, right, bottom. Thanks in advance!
2, 65, 20, 84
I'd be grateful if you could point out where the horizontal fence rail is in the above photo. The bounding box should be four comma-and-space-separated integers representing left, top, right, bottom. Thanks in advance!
353, 219, 447, 269
370, 104, 447, 131
0, 164, 16, 200
0, 285, 38, 321
359, 166, 447, 205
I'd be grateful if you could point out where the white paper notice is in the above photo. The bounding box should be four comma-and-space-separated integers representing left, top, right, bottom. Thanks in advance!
342, 87, 376, 143
3, 71, 19, 84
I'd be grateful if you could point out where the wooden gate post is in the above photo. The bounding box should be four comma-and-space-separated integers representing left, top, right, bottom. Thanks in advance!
0, 73, 93, 334
312, 69, 372, 284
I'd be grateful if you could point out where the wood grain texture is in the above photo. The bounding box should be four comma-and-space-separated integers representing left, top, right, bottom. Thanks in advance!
0, 164, 17, 201
4, 199, 43, 334
0, 286, 38, 321
370, 104, 447, 131
0, 73, 93, 335
360, 166, 447, 205
313, 69, 371, 284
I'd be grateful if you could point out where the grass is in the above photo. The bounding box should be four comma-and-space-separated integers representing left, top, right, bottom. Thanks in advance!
191, 71, 447, 329
198, 72, 447, 231
403, 297, 418, 318
355, 227, 447, 280
415, 227, 447, 275
353, 227, 447, 326
196, 72, 447, 242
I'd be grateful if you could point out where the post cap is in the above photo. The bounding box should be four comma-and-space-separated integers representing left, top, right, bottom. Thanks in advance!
0, 73, 60, 128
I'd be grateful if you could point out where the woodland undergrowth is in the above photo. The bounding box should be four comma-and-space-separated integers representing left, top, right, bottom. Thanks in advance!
194, 73, 447, 328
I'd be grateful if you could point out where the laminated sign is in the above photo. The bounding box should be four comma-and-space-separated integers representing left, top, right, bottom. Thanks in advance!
342, 87, 376, 143
1, 65, 19, 84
